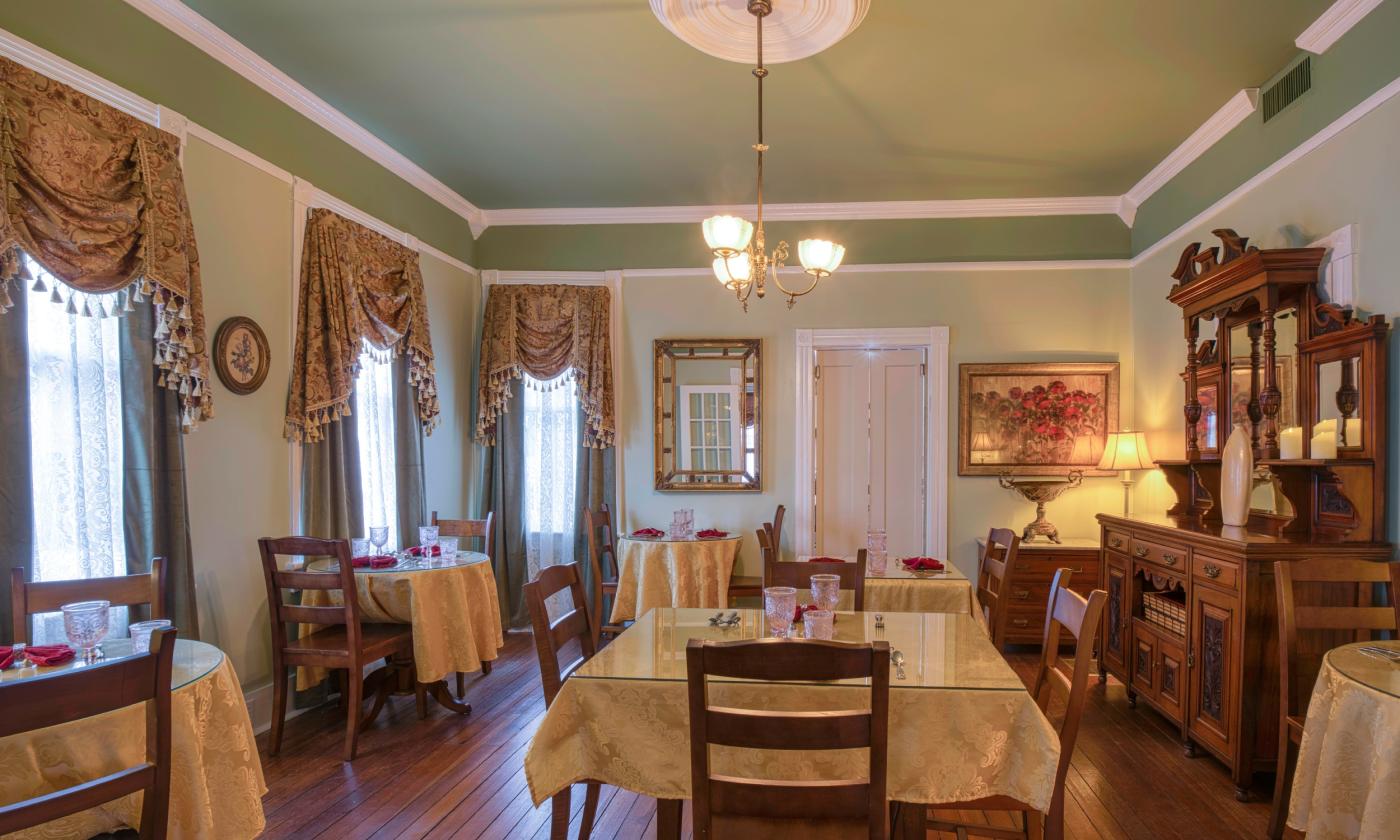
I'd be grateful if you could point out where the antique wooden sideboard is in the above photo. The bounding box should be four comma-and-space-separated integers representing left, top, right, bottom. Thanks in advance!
1098, 230, 1392, 799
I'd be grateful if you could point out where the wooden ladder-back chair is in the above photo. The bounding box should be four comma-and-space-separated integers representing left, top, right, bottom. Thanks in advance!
765, 504, 786, 557
927, 569, 1105, 840
10, 558, 167, 644
0, 627, 177, 838
431, 510, 497, 690
761, 531, 869, 612
258, 536, 417, 762
978, 528, 1022, 651
584, 504, 627, 647
1267, 558, 1400, 840
687, 637, 891, 838
525, 562, 601, 840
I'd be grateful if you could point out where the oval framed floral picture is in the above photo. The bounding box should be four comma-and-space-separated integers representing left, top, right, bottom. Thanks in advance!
213, 316, 270, 395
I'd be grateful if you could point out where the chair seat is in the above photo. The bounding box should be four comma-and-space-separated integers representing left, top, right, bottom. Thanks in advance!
283, 623, 414, 661
729, 574, 763, 591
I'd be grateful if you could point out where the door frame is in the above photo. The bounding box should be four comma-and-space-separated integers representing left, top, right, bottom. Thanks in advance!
794, 326, 949, 561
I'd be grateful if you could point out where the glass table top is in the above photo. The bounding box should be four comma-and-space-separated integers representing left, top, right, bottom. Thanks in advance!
1327, 641, 1400, 700
304, 550, 490, 575
577, 608, 1022, 692
1, 638, 223, 691
798, 556, 969, 581
619, 535, 741, 543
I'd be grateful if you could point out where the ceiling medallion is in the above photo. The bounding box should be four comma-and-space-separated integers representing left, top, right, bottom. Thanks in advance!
650, 0, 870, 64
699, 1, 846, 310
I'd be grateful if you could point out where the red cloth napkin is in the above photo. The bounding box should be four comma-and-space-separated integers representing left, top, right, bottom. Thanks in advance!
406, 545, 441, 558
0, 644, 75, 668
631, 528, 664, 537
791, 603, 838, 624
696, 529, 728, 539
807, 556, 844, 563
901, 556, 945, 571
352, 554, 398, 568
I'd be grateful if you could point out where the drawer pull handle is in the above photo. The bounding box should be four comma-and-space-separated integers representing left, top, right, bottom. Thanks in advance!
1011, 618, 1030, 628
1203, 563, 1222, 579
1068, 567, 1083, 574
1135, 547, 1149, 558
1110, 538, 1124, 549
1013, 589, 1031, 600
1163, 553, 1180, 566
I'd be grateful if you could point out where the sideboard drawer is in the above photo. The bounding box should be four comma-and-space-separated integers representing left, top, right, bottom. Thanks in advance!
1010, 552, 1097, 580
1193, 553, 1239, 591
1104, 529, 1131, 554
1130, 536, 1188, 572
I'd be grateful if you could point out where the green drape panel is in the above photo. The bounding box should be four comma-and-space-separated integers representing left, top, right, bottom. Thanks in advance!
119, 300, 199, 638
486, 381, 529, 629
392, 353, 427, 545
0, 289, 32, 645
300, 413, 364, 540
574, 417, 615, 622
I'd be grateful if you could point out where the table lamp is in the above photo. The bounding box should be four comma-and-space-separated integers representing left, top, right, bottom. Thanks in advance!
1097, 430, 1154, 517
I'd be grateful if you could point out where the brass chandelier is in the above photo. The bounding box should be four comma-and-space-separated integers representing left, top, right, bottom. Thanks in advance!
702, 0, 845, 310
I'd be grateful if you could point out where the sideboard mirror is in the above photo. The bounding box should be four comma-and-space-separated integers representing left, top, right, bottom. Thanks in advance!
654, 339, 761, 491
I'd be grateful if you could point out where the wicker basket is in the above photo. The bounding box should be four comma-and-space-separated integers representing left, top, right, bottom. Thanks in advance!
1142, 591, 1186, 636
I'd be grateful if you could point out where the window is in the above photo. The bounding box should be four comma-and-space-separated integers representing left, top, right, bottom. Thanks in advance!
354, 345, 397, 549
522, 372, 579, 614
25, 258, 128, 643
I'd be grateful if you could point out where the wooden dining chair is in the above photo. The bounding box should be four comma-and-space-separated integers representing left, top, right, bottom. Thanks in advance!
10, 558, 167, 644
725, 516, 767, 605
432, 510, 497, 689
1266, 558, 1400, 840
584, 504, 627, 647
0, 626, 177, 838
765, 504, 787, 557
524, 562, 601, 840
926, 569, 1105, 840
258, 536, 417, 762
687, 636, 891, 838
977, 528, 1022, 651
761, 528, 869, 611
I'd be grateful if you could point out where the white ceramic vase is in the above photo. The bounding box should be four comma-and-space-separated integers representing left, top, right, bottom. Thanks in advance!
1220, 421, 1253, 527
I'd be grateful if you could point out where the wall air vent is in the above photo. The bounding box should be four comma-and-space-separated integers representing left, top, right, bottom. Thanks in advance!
1262, 57, 1312, 122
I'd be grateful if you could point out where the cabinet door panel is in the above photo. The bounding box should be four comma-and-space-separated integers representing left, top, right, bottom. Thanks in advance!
1189, 585, 1237, 755
1132, 631, 1157, 697
1103, 553, 1129, 675
1157, 635, 1186, 720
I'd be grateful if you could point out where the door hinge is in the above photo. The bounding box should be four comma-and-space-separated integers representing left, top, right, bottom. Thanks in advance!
920, 362, 926, 376
814, 365, 821, 381
1187, 651, 1195, 668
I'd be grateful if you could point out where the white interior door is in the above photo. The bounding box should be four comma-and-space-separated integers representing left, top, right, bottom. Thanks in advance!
815, 348, 926, 556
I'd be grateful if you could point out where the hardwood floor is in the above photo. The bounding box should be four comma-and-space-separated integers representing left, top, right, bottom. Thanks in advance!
256, 633, 1273, 839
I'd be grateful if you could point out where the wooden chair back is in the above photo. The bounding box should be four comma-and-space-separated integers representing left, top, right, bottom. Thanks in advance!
585, 504, 619, 583
0, 627, 177, 838
10, 558, 166, 645
977, 528, 1021, 648
257, 536, 365, 658
524, 562, 597, 707
762, 540, 868, 612
431, 511, 495, 559
763, 504, 787, 559
1030, 569, 1106, 832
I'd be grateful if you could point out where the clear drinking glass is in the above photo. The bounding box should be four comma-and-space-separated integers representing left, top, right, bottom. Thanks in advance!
129, 619, 172, 653
351, 537, 372, 558
763, 586, 797, 638
802, 609, 835, 641
439, 536, 459, 564
810, 573, 840, 612
418, 525, 440, 551
369, 525, 389, 553
62, 600, 111, 662
866, 528, 889, 576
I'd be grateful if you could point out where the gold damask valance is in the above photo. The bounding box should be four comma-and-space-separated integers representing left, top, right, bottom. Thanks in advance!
476, 284, 614, 449
0, 56, 211, 429
285, 208, 438, 442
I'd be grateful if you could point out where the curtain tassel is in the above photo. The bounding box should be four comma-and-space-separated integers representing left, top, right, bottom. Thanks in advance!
0, 282, 12, 312
50, 284, 63, 305
30, 274, 45, 293
64, 293, 78, 315
123, 290, 136, 312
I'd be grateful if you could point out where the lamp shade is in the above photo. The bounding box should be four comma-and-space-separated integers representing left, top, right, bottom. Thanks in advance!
798, 239, 846, 275
702, 215, 754, 254
712, 253, 752, 286
1097, 430, 1154, 472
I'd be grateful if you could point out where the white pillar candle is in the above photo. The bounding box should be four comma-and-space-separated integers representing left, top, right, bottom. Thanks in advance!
1344, 417, 1362, 447
1311, 422, 1338, 460
1279, 426, 1304, 460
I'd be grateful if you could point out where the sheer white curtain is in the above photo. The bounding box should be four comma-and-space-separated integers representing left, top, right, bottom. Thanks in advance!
24, 258, 128, 644
523, 372, 580, 617
355, 345, 398, 550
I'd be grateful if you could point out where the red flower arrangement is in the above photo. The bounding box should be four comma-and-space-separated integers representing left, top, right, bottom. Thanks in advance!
970, 380, 1105, 463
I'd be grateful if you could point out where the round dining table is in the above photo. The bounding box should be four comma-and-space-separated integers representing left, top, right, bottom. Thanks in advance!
1288, 640, 1400, 839
0, 638, 265, 839
609, 535, 743, 623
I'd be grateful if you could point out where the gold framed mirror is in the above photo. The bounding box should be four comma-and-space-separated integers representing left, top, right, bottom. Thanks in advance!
654, 339, 761, 491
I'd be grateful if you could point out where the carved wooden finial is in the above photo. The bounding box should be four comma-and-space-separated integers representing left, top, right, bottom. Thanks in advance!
1211, 228, 1256, 263
1171, 242, 1201, 284
1192, 246, 1220, 275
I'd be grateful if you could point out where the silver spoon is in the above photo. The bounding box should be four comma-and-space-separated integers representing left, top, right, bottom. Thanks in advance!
891, 650, 907, 680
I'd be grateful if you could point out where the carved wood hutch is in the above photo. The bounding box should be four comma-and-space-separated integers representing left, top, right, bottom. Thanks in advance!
1097, 229, 1391, 799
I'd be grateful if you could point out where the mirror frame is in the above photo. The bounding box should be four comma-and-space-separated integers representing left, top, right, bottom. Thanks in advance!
653, 338, 762, 492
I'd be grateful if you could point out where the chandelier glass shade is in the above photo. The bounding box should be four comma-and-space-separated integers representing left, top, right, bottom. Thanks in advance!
701, 0, 844, 310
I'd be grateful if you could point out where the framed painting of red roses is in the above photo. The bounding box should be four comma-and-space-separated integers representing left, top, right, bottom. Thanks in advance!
959, 362, 1120, 476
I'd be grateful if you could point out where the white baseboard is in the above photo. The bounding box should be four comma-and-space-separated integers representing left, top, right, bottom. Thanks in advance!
243, 680, 310, 736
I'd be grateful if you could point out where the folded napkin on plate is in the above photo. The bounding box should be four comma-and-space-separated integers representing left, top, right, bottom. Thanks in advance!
696, 529, 728, 538
631, 528, 664, 537
352, 554, 398, 568
0, 644, 76, 668
807, 556, 844, 563
901, 556, 945, 571
406, 545, 441, 558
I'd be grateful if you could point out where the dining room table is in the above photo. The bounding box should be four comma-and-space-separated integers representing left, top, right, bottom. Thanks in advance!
799, 554, 984, 621
0, 638, 266, 839
297, 550, 504, 714
523, 606, 1059, 839
1287, 639, 1400, 839
608, 532, 744, 624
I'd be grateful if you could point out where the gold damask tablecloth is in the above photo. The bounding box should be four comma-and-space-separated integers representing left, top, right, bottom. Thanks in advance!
1287, 642, 1400, 840
795, 558, 984, 625
298, 552, 504, 690
524, 608, 1058, 811
0, 640, 265, 839
609, 537, 742, 623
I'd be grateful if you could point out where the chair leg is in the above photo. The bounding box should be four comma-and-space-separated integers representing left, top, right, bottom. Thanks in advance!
343, 666, 363, 762
456, 671, 466, 699
550, 786, 572, 840
269, 663, 289, 756
1028, 808, 1046, 840
482, 660, 492, 675
579, 782, 600, 839
1268, 737, 1298, 840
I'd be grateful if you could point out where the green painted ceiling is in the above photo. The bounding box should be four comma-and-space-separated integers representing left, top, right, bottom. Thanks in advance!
181, 0, 1329, 210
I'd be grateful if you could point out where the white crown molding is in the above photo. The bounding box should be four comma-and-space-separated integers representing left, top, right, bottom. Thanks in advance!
185, 122, 293, 183
1122, 88, 1259, 214
1297, 0, 1384, 53
122, 0, 486, 237
0, 26, 159, 123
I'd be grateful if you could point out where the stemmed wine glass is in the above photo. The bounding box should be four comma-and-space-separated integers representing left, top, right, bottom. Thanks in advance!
369, 525, 389, 554
62, 600, 111, 663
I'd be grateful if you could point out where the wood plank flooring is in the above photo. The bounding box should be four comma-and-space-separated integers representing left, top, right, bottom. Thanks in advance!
256, 633, 1273, 839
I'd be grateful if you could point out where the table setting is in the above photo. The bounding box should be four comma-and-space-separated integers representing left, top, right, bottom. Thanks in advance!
608, 509, 744, 623
799, 531, 981, 621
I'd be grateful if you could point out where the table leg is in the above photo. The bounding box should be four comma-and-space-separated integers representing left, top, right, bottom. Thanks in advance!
656, 799, 683, 840
894, 801, 926, 839
424, 679, 472, 715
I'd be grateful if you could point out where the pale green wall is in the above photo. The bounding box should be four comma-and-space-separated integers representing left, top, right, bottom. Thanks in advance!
619, 267, 1132, 580
1129, 90, 1400, 540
